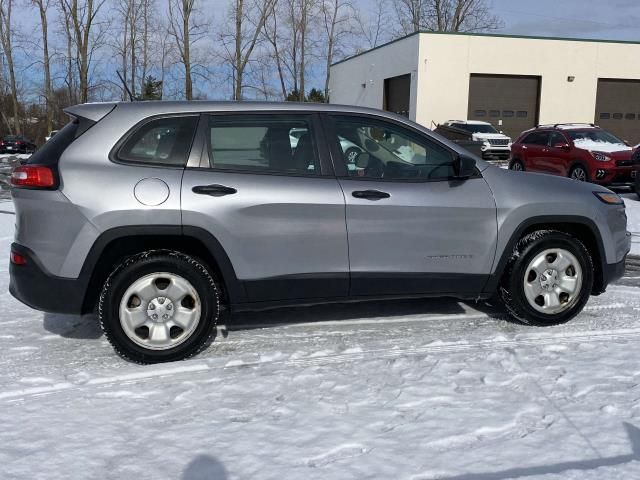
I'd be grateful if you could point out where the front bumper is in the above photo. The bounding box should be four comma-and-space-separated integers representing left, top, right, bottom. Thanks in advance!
602, 255, 627, 290
9, 243, 85, 315
592, 166, 640, 186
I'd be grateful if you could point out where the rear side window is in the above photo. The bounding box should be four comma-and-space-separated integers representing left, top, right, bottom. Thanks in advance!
117, 116, 198, 166
205, 114, 319, 175
27, 117, 94, 166
522, 131, 549, 146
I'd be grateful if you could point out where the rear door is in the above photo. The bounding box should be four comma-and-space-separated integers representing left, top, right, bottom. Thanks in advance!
323, 113, 497, 297
520, 131, 549, 172
181, 112, 349, 303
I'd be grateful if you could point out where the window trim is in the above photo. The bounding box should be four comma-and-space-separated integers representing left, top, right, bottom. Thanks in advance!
192, 111, 334, 178
109, 113, 200, 169
322, 112, 476, 183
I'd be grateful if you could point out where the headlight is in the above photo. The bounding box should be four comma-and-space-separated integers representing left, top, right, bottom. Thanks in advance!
593, 191, 624, 205
590, 151, 611, 162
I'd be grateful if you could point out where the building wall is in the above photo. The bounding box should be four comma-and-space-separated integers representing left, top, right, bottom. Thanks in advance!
328, 35, 420, 121
330, 32, 640, 130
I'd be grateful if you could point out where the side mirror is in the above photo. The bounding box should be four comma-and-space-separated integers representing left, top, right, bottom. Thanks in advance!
552, 142, 571, 151
455, 154, 476, 179
355, 152, 370, 169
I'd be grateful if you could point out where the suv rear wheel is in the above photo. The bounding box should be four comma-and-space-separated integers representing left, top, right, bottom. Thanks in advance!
500, 230, 593, 326
509, 159, 525, 171
99, 251, 220, 363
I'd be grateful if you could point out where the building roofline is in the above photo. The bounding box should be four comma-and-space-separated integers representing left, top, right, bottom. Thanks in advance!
331, 30, 640, 67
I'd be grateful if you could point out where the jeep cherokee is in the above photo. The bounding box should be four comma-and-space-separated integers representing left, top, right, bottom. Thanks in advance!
9, 102, 630, 363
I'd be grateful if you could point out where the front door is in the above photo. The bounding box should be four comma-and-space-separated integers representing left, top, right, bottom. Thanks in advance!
323, 114, 498, 297
181, 113, 349, 303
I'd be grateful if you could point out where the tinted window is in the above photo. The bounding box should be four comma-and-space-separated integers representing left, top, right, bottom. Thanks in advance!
522, 131, 549, 146
206, 115, 319, 175
502, 110, 514, 118
331, 115, 455, 181
613, 113, 623, 120
474, 110, 487, 117
600, 113, 610, 120
626, 113, 636, 120
517, 111, 528, 118
451, 123, 498, 134
118, 116, 198, 166
489, 110, 500, 117
549, 132, 567, 147
28, 117, 94, 166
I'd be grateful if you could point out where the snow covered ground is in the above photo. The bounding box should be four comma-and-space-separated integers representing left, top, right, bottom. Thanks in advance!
1, 201, 640, 479
622, 193, 640, 255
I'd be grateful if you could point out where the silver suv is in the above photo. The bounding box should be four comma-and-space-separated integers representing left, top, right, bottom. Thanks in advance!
9, 102, 630, 363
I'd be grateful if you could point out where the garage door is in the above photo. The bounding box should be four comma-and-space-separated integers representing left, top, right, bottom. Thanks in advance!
467, 74, 540, 140
595, 79, 640, 144
384, 74, 411, 118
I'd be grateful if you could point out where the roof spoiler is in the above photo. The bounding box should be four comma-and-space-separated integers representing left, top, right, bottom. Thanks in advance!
63, 102, 117, 122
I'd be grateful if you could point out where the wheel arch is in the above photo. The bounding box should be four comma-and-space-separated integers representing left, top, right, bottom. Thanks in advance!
484, 215, 606, 296
568, 160, 590, 179
80, 225, 246, 314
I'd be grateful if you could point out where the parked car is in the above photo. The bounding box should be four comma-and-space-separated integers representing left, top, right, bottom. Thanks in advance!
45, 130, 59, 142
10, 102, 629, 363
0, 135, 36, 154
439, 120, 512, 159
510, 123, 640, 187
290, 127, 362, 169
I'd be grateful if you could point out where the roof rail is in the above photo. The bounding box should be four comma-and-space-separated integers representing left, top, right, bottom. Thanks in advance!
536, 122, 596, 128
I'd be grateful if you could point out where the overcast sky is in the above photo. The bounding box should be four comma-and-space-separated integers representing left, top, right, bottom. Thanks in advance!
491, 0, 640, 41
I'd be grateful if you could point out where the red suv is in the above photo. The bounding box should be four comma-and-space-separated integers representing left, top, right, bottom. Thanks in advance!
509, 124, 640, 187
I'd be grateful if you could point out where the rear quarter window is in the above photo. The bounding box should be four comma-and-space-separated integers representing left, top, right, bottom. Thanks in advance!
116, 116, 198, 167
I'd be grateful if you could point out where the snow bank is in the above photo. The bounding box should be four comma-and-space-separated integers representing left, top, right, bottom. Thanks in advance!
573, 139, 632, 153
623, 193, 640, 255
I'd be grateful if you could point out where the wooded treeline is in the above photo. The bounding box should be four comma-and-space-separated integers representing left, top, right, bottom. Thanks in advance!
0, 0, 501, 143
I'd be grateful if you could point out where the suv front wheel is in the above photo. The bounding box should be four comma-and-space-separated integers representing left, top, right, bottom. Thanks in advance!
500, 230, 593, 326
99, 251, 220, 363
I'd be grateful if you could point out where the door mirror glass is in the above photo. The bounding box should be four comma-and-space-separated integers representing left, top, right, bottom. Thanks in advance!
456, 154, 476, 179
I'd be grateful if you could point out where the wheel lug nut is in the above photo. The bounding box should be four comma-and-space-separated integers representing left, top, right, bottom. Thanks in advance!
163, 314, 168, 319
148, 303, 155, 310
158, 297, 165, 305
152, 314, 158, 320
167, 304, 172, 310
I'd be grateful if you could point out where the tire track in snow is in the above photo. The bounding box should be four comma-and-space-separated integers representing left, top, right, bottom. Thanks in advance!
3, 321, 640, 403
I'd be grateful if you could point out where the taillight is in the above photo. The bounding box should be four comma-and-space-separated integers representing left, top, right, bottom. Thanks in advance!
11, 165, 56, 189
10, 251, 27, 265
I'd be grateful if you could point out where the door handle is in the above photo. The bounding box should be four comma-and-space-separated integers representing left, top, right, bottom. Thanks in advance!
192, 184, 237, 196
352, 189, 390, 200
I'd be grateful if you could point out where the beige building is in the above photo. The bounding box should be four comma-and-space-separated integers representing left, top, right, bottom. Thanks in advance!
329, 32, 640, 142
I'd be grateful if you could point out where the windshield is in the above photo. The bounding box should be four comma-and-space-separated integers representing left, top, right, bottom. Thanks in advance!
567, 129, 624, 145
452, 123, 499, 134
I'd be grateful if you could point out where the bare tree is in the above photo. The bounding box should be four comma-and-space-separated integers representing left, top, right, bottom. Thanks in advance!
321, 0, 355, 101
32, 0, 54, 133
60, 0, 109, 103
0, 0, 19, 133
167, 0, 203, 100
355, 0, 392, 49
394, 0, 501, 34
219, 0, 277, 100
262, 5, 288, 99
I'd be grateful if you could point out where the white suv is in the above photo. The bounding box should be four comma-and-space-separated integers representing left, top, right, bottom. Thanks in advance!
444, 120, 512, 159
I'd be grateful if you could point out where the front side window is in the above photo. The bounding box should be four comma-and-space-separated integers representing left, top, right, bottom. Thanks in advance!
330, 115, 456, 181
549, 132, 567, 147
118, 116, 198, 166
206, 115, 319, 175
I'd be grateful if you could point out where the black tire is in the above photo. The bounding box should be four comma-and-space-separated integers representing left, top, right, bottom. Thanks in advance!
98, 250, 220, 364
634, 176, 640, 200
569, 164, 589, 182
509, 159, 525, 171
500, 230, 593, 326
